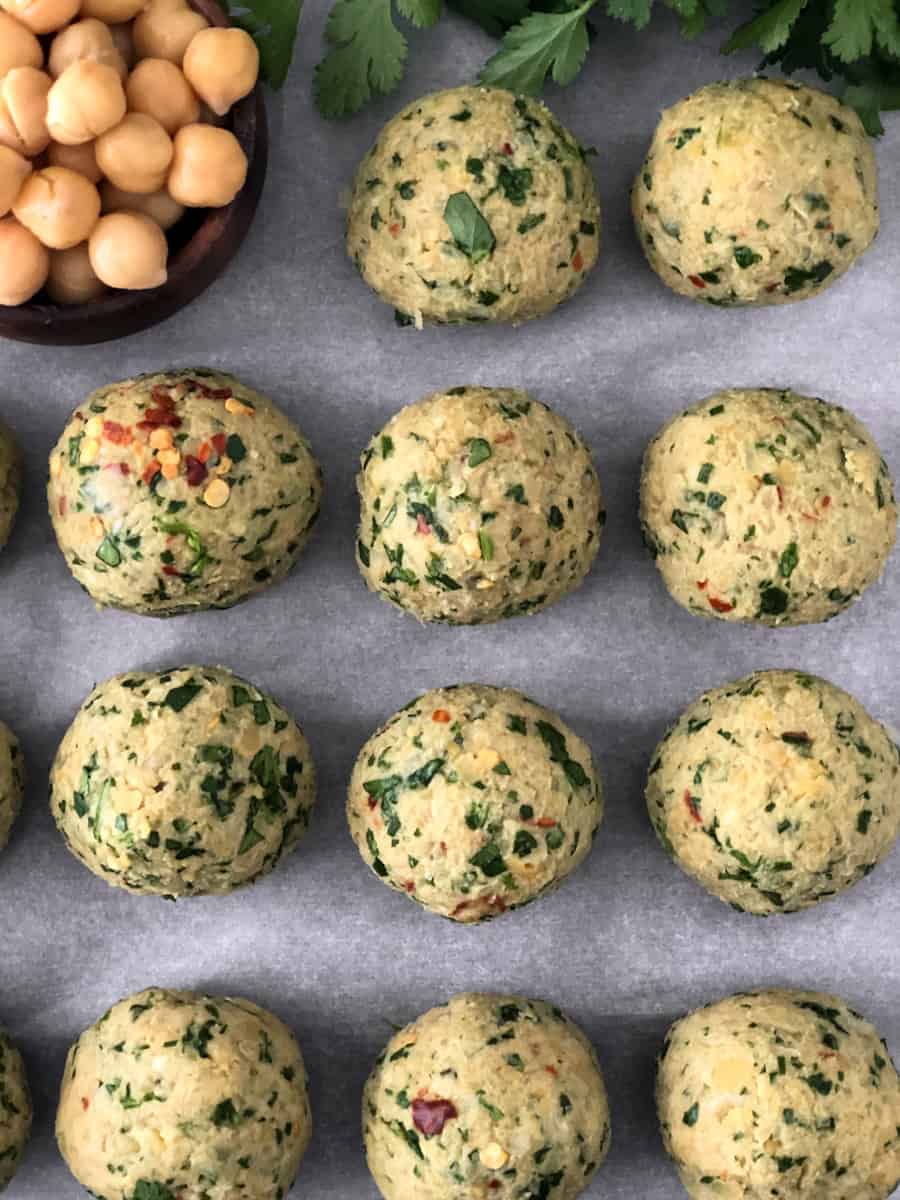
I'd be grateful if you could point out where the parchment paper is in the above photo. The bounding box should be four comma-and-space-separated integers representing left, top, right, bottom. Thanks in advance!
1, 4, 897, 1196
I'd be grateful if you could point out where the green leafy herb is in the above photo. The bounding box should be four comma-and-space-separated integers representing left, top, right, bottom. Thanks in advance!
444, 193, 496, 263
163, 681, 202, 713
225, 0, 303, 88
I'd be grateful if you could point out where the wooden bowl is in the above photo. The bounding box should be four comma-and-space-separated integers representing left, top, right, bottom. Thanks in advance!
0, 0, 268, 346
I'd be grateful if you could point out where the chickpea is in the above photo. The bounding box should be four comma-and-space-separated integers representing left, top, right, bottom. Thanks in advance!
0, 13, 43, 78
101, 179, 183, 230
0, 0, 80, 34
48, 19, 128, 81
108, 22, 136, 69
0, 68, 52, 157
47, 60, 126, 145
168, 123, 246, 208
89, 210, 167, 288
47, 138, 102, 182
133, 0, 208, 65
182, 27, 259, 117
46, 240, 105, 303
0, 216, 48, 303
126, 59, 199, 135
13, 164, 100, 248
0, 145, 30, 216
95, 111, 172, 193
81, 0, 146, 19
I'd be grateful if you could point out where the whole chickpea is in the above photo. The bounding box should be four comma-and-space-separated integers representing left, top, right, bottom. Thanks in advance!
168, 123, 246, 208
108, 22, 135, 69
0, 68, 52, 157
0, 146, 31, 216
126, 59, 199, 135
133, 0, 208, 65
49, 19, 128, 81
47, 139, 102, 182
46, 240, 106, 303
89, 210, 168, 288
182, 27, 259, 117
0, 216, 49, 304
0, 13, 43, 78
0, 0, 81, 35
101, 179, 183, 229
47, 60, 126, 145
13, 164, 100, 248
81, 0, 146, 19
95, 112, 172, 193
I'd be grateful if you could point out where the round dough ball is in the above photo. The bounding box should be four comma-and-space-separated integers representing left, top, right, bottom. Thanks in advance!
657, 989, 900, 1199
640, 388, 897, 626
0, 719, 24, 854
348, 683, 602, 922
182, 27, 259, 117
356, 387, 603, 625
0, 418, 20, 551
0, 216, 48, 304
125, 58, 199, 135
88, 210, 168, 288
0, 146, 30, 217
13, 165, 101, 249
646, 669, 900, 915
48, 370, 322, 614
168, 123, 248, 207
46, 60, 127, 146
133, 0, 209, 64
46, 241, 106, 303
364, 992, 611, 1200
632, 78, 879, 307
100, 180, 184, 229
95, 112, 173, 193
0, 67, 52, 157
57, 987, 312, 1200
48, 19, 127, 81
0, 13, 43, 78
346, 85, 600, 325
0, 1029, 31, 1190
50, 665, 316, 897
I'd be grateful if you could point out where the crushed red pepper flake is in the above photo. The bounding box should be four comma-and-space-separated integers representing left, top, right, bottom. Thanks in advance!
688, 274, 706, 289
184, 456, 208, 487
708, 596, 734, 613
684, 789, 702, 824
102, 420, 131, 444
211, 432, 227, 456
572, 250, 584, 272
432, 709, 450, 723
411, 1097, 458, 1137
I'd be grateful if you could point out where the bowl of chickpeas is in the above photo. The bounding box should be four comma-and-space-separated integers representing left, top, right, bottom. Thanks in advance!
0, 0, 267, 345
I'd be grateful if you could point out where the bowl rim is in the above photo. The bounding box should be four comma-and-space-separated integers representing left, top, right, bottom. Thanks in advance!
0, 0, 268, 345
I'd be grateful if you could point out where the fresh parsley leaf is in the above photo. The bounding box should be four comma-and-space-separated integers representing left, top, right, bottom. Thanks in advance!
315, 0, 408, 118
226, 0, 303, 89
480, 2, 594, 94
397, 0, 443, 27
447, 0, 531, 37
444, 193, 496, 262
824, 0, 900, 63
724, 0, 807, 55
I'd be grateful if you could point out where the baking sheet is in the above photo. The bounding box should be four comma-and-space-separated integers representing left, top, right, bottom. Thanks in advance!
1, 4, 898, 1196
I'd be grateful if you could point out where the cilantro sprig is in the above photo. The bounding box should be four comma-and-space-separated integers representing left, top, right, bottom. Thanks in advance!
312, 0, 900, 133
225, 0, 304, 88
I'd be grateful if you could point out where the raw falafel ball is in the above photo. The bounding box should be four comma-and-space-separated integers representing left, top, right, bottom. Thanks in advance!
348, 683, 602, 923
646, 669, 900, 915
347, 86, 600, 325
657, 989, 900, 1199
632, 78, 879, 306
48, 370, 322, 616
51, 665, 316, 898
356, 387, 603, 625
56, 987, 312, 1200
0, 1029, 31, 1192
0, 720, 24, 854
364, 992, 611, 1200
0, 419, 20, 554
640, 388, 897, 625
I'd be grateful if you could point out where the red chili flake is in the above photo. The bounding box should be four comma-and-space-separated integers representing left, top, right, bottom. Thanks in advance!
142, 461, 161, 486
162, 565, 180, 577
389, 222, 401, 237
765, 282, 779, 293
488, 1183, 501, 1191
138, 408, 183, 432
535, 817, 557, 828
211, 432, 227, 456
494, 432, 515, 444
104, 462, 131, 476
404, 881, 415, 893
432, 709, 450, 723
184, 456, 207, 486
501, 142, 514, 156
58, 496, 67, 516
821, 495, 831, 508
81, 1097, 89, 1111
776, 485, 784, 508
545, 1065, 558, 1076
696, 580, 708, 591
415, 513, 432, 536
187, 379, 232, 400
684, 789, 702, 824
102, 420, 132, 444
572, 250, 584, 272
411, 1098, 458, 1137
439, 841, 448, 853
688, 275, 706, 290
367, 796, 377, 810
708, 596, 733, 613
151, 387, 174, 406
